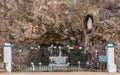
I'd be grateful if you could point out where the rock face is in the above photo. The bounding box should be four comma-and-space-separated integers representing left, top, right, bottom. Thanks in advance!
0, 0, 120, 71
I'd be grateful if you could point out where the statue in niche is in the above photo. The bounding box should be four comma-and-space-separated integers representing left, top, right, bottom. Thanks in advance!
84, 15, 94, 47
84, 15, 93, 35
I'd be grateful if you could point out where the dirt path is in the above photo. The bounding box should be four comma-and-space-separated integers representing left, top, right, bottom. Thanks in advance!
0, 72, 119, 75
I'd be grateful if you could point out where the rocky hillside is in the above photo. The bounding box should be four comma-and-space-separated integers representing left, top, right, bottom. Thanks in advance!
0, 0, 120, 70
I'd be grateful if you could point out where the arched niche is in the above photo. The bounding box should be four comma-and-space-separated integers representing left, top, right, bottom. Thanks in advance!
84, 15, 94, 35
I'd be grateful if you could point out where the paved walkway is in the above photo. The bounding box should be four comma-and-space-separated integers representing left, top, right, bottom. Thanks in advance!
0, 72, 119, 75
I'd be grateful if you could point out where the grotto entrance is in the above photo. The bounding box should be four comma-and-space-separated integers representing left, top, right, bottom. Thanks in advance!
12, 15, 107, 72
12, 35, 107, 72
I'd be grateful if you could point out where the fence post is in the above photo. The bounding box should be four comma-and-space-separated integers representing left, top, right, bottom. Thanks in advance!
78, 61, 80, 71
67, 62, 70, 71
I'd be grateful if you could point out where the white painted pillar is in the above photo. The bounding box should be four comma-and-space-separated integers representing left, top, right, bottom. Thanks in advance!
4, 43, 12, 72
106, 44, 116, 73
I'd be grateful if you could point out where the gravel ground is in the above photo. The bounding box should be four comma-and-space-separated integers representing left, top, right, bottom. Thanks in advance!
0, 72, 119, 75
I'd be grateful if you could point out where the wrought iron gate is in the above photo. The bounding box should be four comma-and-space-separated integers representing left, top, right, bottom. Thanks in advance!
12, 45, 107, 72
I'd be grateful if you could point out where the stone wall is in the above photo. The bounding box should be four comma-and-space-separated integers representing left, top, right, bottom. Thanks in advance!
0, 0, 120, 70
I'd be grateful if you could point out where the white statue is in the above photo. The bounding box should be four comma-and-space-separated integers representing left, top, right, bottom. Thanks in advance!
87, 17, 93, 30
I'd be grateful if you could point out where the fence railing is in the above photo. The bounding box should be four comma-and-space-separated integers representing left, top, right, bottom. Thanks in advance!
12, 64, 107, 72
